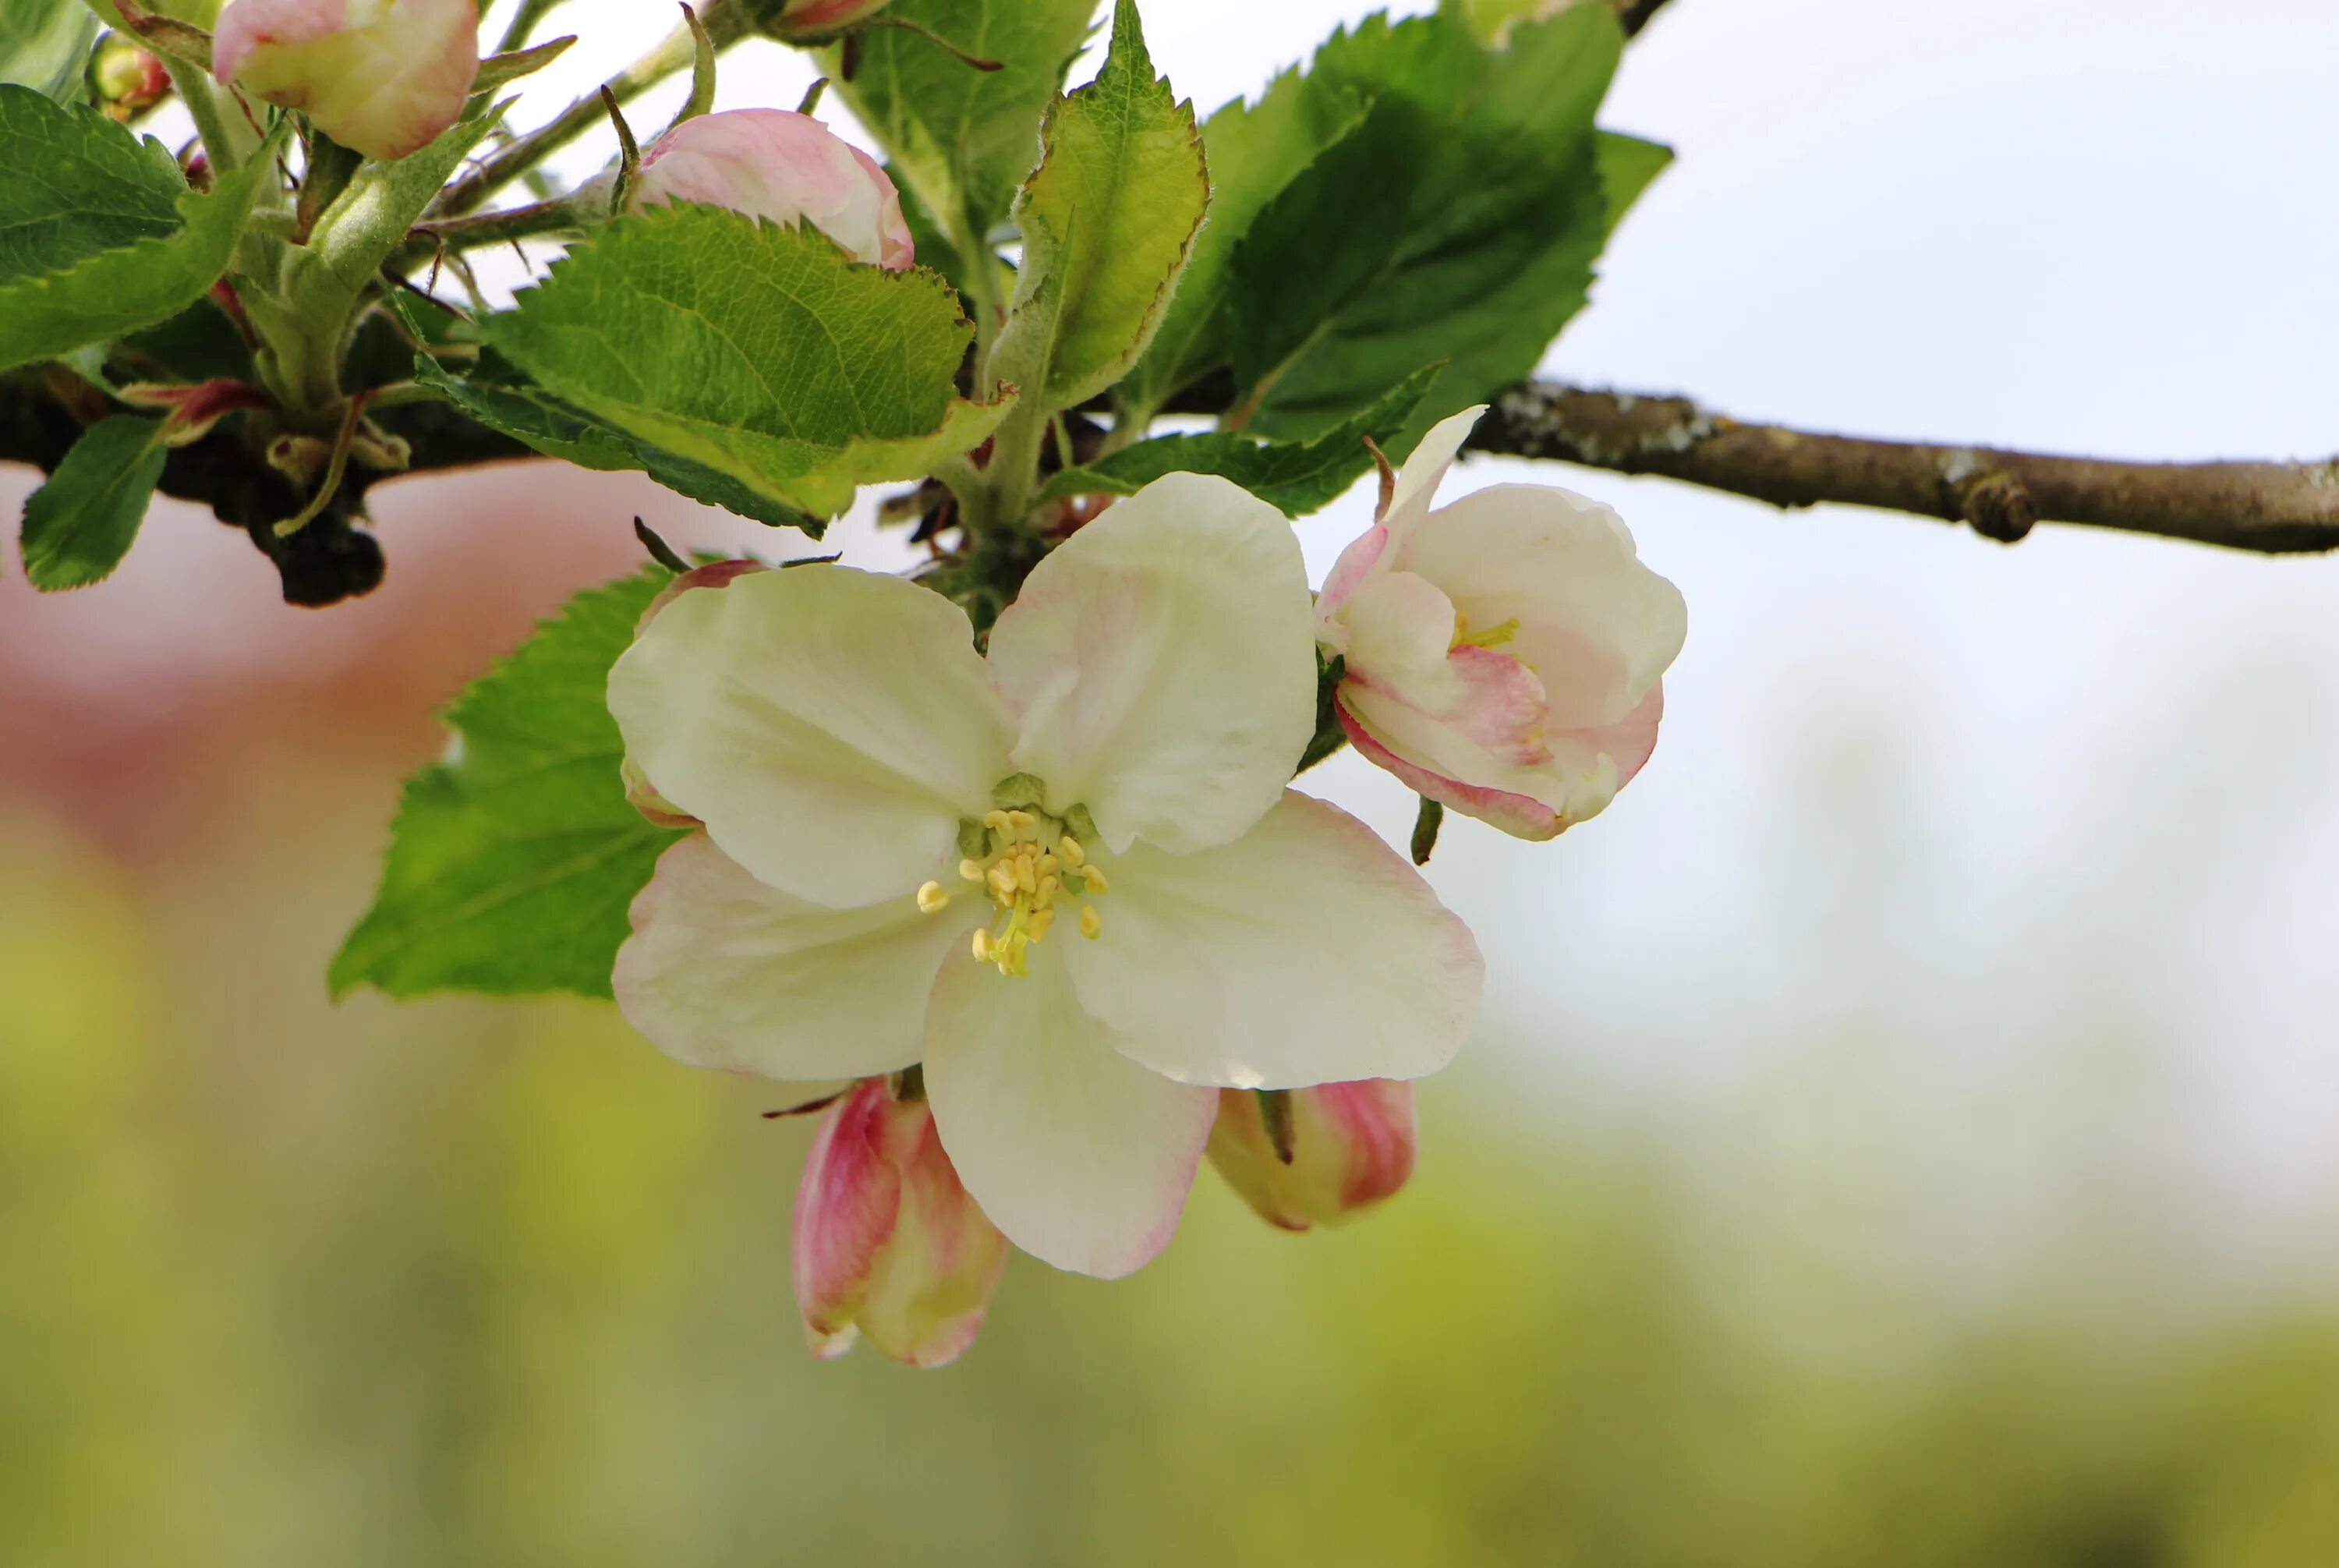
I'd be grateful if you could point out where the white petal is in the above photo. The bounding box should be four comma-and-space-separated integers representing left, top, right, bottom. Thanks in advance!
1336, 569, 1466, 712
1396, 483, 1686, 727
1063, 791, 1484, 1090
614, 833, 969, 1080
921, 943, 1215, 1278
985, 473, 1317, 855
609, 566, 1014, 908
1382, 405, 1486, 542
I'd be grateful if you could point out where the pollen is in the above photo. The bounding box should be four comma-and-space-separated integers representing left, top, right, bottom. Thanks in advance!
949, 793, 1112, 976
1453, 613, 1521, 651
916, 880, 950, 914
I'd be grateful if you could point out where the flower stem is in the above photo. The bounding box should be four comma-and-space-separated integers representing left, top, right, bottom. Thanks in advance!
163, 56, 254, 172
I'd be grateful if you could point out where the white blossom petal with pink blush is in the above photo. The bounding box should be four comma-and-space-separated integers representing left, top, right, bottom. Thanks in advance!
1320, 407, 1686, 837
213, 0, 479, 161
1207, 1081, 1417, 1231
613, 832, 970, 1082
922, 945, 1216, 1278
794, 1080, 1009, 1368
984, 473, 1317, 855
635, 109, 915, 271
1062, 792, 1481, 1090
607, 565, 1014, 909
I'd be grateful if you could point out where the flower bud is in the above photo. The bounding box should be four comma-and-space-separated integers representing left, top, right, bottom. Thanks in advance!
1206, 1081, 1417, 1232
92, 38, 172, 121
212, 0, 480, 162
1318, 408, 1686, 840
633, 109, 915, 272
794, 1078, 1009, 1368
766, 0, 895, 30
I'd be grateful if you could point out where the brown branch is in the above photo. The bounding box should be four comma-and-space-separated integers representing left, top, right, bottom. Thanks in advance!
1467, 383, 2339, 556
1616, 0, 1676, 39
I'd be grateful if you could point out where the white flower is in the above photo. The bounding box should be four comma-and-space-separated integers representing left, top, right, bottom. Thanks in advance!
1318, 408, 1687, 839
609, 476, 1484, 1278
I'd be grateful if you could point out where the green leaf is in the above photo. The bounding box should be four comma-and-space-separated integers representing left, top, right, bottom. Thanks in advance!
487, 203, 1014, 525
18, 413, 165, 589
992, 0, 1207, 411
1039, 363, 1438, 517
832, 0, 1099, 262
1, 0, 99, 103
1228, 6, 1633, 451
331, 570, 685, 1000
1116, 65, 1367, 420
0, 83, 183, 281
1597, 129, 1672, 239
0, 99, 279, 373
411, 355, 819, 530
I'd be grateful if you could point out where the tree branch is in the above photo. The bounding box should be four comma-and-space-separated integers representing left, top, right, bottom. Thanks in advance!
1467, 383, 2339, 556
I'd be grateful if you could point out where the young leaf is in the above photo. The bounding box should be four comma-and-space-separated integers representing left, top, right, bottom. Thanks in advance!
831, 0, 1098, 264
331, 570, 685, 1000
1115, 66, 1367, 421
1039, 363, 1438, 518
411, 356, 819, 530
19, 413, 166, 589
992, 0, 1207, 410
1228, 7, 1637, 451
0, 94, 280, 372
486, 204, 1014, 526
0, 83, 184, 281
0, 0, 99, 103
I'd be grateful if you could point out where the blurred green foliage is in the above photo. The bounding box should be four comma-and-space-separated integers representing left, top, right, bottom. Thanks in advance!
6, 807, 2339, 1568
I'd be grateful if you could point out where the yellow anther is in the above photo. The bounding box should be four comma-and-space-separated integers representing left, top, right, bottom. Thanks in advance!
1029, 907, 1056, 940
1014, 855, 1037, 894
1036, 852, 1059, 877
971, 928, 992, 961
988, 864, 1017, 899
984, 809, 1010, 834
1005, 809, 1037, 838
958, 858, 985, 883
1059, 836, 1085, 869
1453, 614, 1520, 650
1078, 864, 1109, 895
916, 880, 950, 914
1080, 904, 1103, 940
1037, 874, 1060, 904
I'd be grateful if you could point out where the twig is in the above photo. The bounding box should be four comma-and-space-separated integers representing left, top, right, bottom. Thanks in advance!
1468, 383, 2339, 556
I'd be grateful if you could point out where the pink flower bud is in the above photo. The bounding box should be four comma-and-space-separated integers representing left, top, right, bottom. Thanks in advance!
767, 0, 895, 33
634, 110, 915, 272
794, 1079, 1009, 1368
212, 0, 479, 162
1319, 409, 1686, 840
1206, 1081, 1417, 1232
94, 40, 172, 119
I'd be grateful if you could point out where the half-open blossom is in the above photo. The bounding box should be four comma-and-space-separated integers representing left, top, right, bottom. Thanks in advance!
633, 109, 915, 272
1206, 1081, 1417, 1231
610, 474, 1483, 1279
766, 0, 894, 34
1318, 407, 1686, 840
794, 1078, 1009, 1368
212, 0, 479, 161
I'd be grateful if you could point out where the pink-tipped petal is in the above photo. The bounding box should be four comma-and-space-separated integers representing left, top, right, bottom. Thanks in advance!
214, 0, 478, 161
794, 1081, 903, 1354
635, 109, 914, 271
1205, 1080, 1419, 1231
1337, 699, 1563, 841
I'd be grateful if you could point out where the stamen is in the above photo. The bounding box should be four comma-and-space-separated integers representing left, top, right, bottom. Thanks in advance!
1453, 614, 1520, 650
971, 929, 992, 961
1079, 864, 1109, 895
916, 880, 950, 914
957, 858, 984, 883
1080, 904, 1103, 940
1060, 837, 1085, 869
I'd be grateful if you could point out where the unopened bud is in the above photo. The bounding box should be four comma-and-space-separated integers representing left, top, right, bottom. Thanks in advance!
92, 38, 171, 120
633, 109, 915, 272
768, 0, 894, 32
794, 1078, 1008, 1368
1206, 1081, 1417, 1231
212, 0, 480, 161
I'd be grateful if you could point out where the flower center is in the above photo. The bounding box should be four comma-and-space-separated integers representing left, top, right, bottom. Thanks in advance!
1453, 613, 1520, 651
913, 799, 1109, 978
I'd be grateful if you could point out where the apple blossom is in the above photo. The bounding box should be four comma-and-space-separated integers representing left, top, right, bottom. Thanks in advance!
609, 474, 1483, 1279
1318, 407, 1687, 840
211, 0, 479, 162
632, 110, 915, 272
794, 1078, 1009, 1368
764, 0, 896, 34
1207, 1081, 1417, 1231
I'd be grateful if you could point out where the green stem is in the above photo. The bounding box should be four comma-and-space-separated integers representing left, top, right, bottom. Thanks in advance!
496, 0, 565, 54
164, 56, 253, 172
408, 195, 591, 253
433, 0, 748, 218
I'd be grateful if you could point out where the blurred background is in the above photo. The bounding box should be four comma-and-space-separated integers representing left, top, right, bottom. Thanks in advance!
7, 0, 2339, 1562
